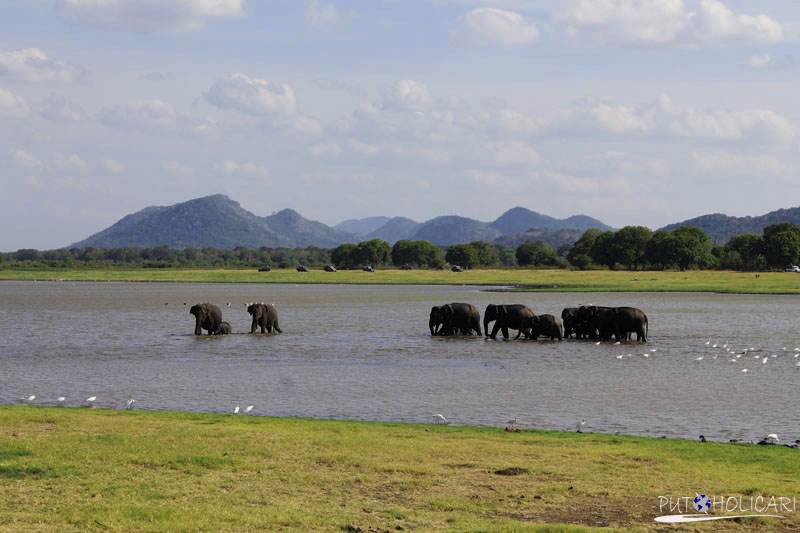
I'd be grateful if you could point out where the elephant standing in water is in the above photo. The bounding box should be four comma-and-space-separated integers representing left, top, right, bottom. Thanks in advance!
561, 308, 578, 338
484, 304, 535, 340
429, 303, 481, 336
214, 322, 232, 335
247, 302, 282, 333
614, 307, 648, 342
190, 303, 223, 336
525, 314, 564, 340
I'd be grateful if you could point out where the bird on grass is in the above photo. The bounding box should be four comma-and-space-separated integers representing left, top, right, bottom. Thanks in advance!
234, 404, 240, 414
576, 419, 586, 433
57, 397, 65, 407
125, 399, 136, 410
86, 396, 96, 407
26, 395, 36, 403
506, 417, 518, 428
244, 405, 254, 414
432, 414, 447, 424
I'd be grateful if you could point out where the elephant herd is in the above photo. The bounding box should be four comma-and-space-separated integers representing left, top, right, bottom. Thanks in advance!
429, 303, 648, 342
189, 302, 282, 336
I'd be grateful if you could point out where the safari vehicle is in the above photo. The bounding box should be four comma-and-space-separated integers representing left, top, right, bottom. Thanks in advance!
399, 264, 412, 270
258, 265, 271, 272
362, 265, 374, 272
451, 265, 463, 272
786, 265, 800, 272
296, 265, 309, 272
324, 265, 337, 272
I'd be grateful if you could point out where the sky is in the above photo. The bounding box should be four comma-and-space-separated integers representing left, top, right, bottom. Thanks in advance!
1, 0, 799, 251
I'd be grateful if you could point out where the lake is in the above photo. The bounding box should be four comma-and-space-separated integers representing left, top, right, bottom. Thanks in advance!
1, 281, 798, 442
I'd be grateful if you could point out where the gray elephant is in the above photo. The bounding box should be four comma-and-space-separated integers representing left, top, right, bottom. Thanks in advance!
214, 321, 232, 335
484, 304, 535, 340
190, 303, 223, 336
247, 302, 282, 333
429, 303, 481, 336
561, 307, 578, 338
614, 307, 648, 342
525, 314, 564, 340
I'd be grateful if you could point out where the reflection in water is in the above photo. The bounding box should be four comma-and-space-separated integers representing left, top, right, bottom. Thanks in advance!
1, 281, 798, 441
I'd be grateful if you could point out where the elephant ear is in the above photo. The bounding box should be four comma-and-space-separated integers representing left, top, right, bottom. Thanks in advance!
444, 304, 453, 317
498, 305, 507, 316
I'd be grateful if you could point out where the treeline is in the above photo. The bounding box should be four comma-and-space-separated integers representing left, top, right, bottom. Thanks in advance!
3, 223, 798, 271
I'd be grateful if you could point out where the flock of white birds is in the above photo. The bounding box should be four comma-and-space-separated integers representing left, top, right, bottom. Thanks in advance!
18, 395, 254, 415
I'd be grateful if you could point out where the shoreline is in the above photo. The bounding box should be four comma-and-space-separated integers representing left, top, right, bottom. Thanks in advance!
1, 405, 797, 531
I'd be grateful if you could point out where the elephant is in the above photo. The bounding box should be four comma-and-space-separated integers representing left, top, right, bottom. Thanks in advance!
190, 303, 223, 336
575, 305, 616, 340
246, 302, 282, 334
561, 308, 578, 338
525, 314, 564, 340
214, 321, 232, 335
614, 307, 648, 342
484, 304, 535, 340
429, 303, 481, 336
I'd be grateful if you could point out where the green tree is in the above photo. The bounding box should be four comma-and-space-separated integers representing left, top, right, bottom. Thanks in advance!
468, 241, 499, 267
352, 239, 391, 267
566, 228, 603, 269
331, 243, 357, 268
445, 244, 478, 268
762, 223, 800, 268
612, 226, 653, 270
516, 241, 558, 267
498, 247, 518, 267
724, 234, 765, 271
671, 226, 713, 270
391, 240, 414, 266
644, 230, 675, 269
589, 231, 616, 269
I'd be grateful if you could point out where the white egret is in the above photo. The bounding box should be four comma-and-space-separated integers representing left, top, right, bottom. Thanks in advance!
616, 355, 623, 359
705, 338, 711, 346
576, 419, 586, 433
695, 356, 704, 361
770, 354, 778, 358
741, 369, 748, 373
712, 355, 718, 360
712, 342, 718, 348
650, 348, 657, 352
766, 433, 779, 443
126, 399, 136, 410
86, 396, 96, 407
762, 357, 768, 364
794, 353, 799, 358
506, 417, 518, 428
432, 414, 447, 424
57, 397, 65, 406
614, 341, 621, 346
244, 405, 254, 413
234, 404, 240, 414
26, 395, 36, 403
642, 353, 649, 358
595, 341, 601, 346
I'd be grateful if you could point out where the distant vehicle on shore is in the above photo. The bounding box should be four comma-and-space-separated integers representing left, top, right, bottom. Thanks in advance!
258, 265, 271, 272
324, 265, 337, 272
296, 265, 309, 272
786, 265, 800, 272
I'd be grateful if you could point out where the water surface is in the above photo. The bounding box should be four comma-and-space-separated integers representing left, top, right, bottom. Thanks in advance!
1, 281, 798, 442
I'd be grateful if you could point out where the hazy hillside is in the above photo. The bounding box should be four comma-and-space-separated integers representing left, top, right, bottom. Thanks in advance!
335, 216, 391, 236
70, 195, 291, 249
659, 207, 800, 244
263, 209, 358, 248
493, 228, 586, 249
413, 216, 502, 246
490, 207, 613, 234
365, 217, 421, 244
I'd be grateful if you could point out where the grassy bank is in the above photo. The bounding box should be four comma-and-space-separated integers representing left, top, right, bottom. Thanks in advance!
0, 406, 798, 531
1, 267, 799, 294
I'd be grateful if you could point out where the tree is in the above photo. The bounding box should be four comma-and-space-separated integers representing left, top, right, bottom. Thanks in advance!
391, 240, 414, 266
612, 226, 653, 270
468, 241, 499, 267
724, 234, 765, 271
671, 226, 713, 270
762, 223, 800, 268
566, 228, 603, 269
644, 230, 675, 269
589, 231, 616, 269
352, 239, 391, 267
331, 243, 357, 268
516, 241, 558, 267
445, 244, 478, 268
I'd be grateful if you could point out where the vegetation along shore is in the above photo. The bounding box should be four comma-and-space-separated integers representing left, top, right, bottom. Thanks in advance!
1, 406, 798, 532
1, 267, 799, 294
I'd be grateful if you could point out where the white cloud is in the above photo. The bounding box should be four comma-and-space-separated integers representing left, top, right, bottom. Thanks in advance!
100, 98, 217, 138
164, 160, 194, 176
486, 140, 541, 166
218, 159, 269, 178
56, 154, 88, 171
0, 87, 28, 118
748, 55, 771, 69
381, 80, 433, 112
104, 159, 123, 173
206, 73, 297, 116
10, 149, 42, 169
304, 0, 352, 30
350, 138, 380, 155
559, 0, 783, 46
292, 116, 324, 136
468, 169, 520, 187
58, 0, 245, 32
0, 48, 82, 82
41, 95, 82, 122
310, 141, 342, 157
693, 150, 788, 177
460, 8, 540, 46
669, 104, 792, 141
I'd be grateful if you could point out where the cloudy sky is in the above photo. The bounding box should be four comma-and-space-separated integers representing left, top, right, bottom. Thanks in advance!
1, 0, 799, 250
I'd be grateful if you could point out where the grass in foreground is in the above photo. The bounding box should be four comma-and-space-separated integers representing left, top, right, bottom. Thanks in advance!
1, 267, 799, 294
0, 406, 798, 532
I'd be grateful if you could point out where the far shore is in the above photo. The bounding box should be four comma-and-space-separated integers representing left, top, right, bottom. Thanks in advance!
1, 267, 799, 294
1, 405, 797, 531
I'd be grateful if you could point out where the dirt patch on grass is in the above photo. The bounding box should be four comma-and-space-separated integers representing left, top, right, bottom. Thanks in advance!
494, 467, 529, 476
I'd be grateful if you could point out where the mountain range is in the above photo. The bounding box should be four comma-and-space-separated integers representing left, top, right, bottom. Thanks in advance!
68, 194, 800, 250
69, 195, 613, 250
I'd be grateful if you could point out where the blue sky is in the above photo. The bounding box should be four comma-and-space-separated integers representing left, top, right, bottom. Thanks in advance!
1, 0, 798, 250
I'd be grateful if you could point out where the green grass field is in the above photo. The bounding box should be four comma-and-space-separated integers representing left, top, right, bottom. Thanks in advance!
1, 406, 798, 532
1, 267, 799, 294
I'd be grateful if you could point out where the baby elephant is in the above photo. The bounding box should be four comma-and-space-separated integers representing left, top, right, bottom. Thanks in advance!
213, 321, 232, 335
246, 302, 282, 334
525, 314, 564, 341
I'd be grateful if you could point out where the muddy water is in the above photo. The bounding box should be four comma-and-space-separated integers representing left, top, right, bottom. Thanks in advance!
1, 281, 798, 441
